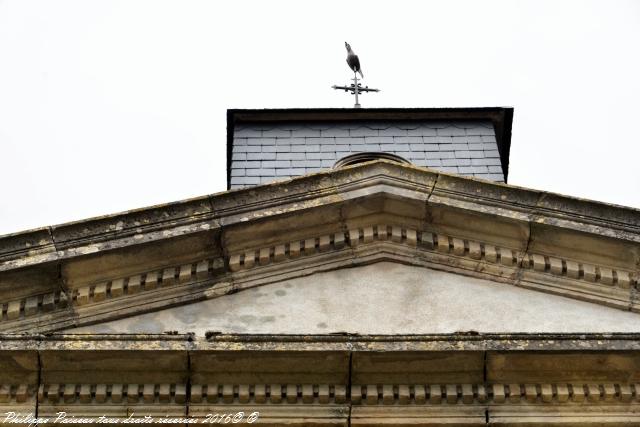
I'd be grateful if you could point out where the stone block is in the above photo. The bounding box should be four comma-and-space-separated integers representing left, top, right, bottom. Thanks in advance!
452, 238, 465, 256
76, 287, 90, 306
24, 296, 39, 316
110, 278, 124, 297
583, 264, 597, 282
179, 264, 192, 283
144, 271, 158, 290
429, 385, 442, 404
93, 283, 107, 302
195, 260, 209, 280
566, 260, 580, 279
127, 275, 141, 294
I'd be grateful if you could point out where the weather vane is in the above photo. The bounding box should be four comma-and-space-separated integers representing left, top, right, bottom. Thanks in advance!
332, 42, 380, 108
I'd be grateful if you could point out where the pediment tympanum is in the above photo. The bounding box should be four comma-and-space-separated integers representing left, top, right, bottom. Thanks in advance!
71, 262, 640, 335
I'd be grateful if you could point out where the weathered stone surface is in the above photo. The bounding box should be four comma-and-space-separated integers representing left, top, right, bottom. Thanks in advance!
70, 263, 640, 335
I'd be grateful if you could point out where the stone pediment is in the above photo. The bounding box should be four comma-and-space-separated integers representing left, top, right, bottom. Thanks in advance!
1, 160, 639, 333
71, 262, 640, 335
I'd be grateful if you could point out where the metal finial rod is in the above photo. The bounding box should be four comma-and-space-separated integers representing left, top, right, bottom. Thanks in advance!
353, 73, 360, 108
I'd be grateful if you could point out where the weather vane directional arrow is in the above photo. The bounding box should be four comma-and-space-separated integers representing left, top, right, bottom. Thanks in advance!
332, 42, 380, 108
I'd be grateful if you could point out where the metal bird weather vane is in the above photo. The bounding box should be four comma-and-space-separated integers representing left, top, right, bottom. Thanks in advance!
332, 42, 379, 108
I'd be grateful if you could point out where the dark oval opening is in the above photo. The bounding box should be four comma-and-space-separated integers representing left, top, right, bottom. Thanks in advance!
333, 152, 411, 169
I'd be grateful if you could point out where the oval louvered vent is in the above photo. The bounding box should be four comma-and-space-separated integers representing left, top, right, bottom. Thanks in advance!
333, 152, 411, 168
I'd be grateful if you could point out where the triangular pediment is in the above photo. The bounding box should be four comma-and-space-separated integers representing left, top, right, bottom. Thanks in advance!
1, 161, 638, 334
69, 262, 640, 335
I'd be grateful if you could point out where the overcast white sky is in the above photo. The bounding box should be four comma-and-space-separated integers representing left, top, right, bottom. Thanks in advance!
1, 0, 639, 236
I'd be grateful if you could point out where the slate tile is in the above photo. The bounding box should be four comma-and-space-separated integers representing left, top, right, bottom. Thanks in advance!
350, 127, 378, 137
234, 138, 247, 146
292, 144, 320, 152
437, 144, 455, 152
379, 127, 408, 137
262, 129, 291, 137
467, 127, 495, 136
337, 137, 364, 145
455, 150, 471, 158
283, 137, 306, 145
278, 152, 305, 160
276, 168, 305, 176
335, 145, 351, 152
488, 165, 503, 173
321, 144, 337, 152
471, 158, 501, 166
436, 151, 455, 159
437, 127, 466, 136
247, 168, 276, 176
233, 128, 261, 138
451, 136, 469, 143
425, 159, 442, 167
292, 128, 321, 137
364, 121, 389, 130
262, 161, 276, 167
413, 159, 428, 167
321, 128, 350, 137
467, 151, 485, 158
484, 150, 500, 158
241, 161, 261, 168
423, 136, 438, 144
262, 145, 276, 153
365, 136, 395, 144
363, 144, 380, 151
302, 160, 322, 167
321, 159, 335, 167
451, 143, 469, 151
275, 145, 291, 152
436, 136, 453, 144
461, 166, 488, 174
399, 136, 423, 144
306, 152, 336, 160
408, 127, 437, 136
424, 144, 439, 151
468, 143, 484, 151
465, 136, 483, 143
274, 160, 290, 167
393, 151, 411, 159
232, 176, 261, 185
481, 135, 497, 143
232, 153, 246, 161
252, 152, 277, 160
230, 169, 244, 177
426, 121, 448, 129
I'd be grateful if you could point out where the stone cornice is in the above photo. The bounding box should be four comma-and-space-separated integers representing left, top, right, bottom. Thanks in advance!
2, 335, 640, 425
1, 161, 639, 332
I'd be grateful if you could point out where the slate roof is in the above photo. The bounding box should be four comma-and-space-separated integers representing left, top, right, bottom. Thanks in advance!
227, 108, 513, 189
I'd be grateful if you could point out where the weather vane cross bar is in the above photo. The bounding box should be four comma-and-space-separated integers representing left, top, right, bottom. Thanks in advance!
332, 42, 380, 108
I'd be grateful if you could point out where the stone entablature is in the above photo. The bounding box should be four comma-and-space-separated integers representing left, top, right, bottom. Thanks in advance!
1, 334, 640, 425
0, 161, 639, 333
